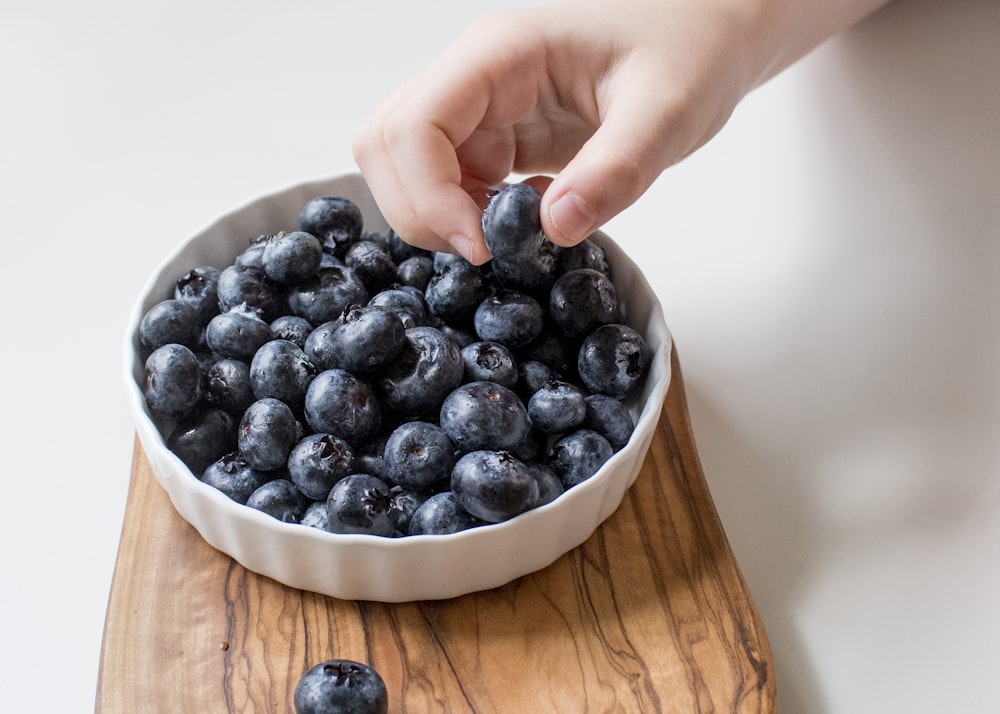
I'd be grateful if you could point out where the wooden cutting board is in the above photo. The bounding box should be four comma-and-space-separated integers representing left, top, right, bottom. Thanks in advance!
96, 347, 777, 712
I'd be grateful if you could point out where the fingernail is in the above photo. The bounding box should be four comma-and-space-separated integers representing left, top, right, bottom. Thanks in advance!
449, 234, 477, 263
549, 191, 597, 244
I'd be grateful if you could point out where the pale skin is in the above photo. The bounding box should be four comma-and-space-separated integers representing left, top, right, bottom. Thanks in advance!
353, 0, 894, 265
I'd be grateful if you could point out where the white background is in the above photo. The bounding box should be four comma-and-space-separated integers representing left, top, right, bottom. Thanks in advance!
2, 1, 998, 712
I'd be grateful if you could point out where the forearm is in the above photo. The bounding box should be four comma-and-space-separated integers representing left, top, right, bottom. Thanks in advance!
752, 0, 896, 85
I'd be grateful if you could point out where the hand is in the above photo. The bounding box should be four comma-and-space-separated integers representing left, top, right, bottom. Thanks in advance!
353, 0, 892, 264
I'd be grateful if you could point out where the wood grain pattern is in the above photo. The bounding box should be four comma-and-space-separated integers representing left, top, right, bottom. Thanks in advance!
96, 348, 777, 712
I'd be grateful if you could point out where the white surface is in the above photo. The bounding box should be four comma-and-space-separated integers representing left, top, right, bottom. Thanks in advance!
1, 0, 997, 711
125, 173, 671, 602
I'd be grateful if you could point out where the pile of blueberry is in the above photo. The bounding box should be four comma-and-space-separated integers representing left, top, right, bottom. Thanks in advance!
139, 183, 651, 536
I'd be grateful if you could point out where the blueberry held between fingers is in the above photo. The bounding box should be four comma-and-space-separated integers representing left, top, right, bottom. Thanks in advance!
482, 183, 562, 295
294, 659, 388, 714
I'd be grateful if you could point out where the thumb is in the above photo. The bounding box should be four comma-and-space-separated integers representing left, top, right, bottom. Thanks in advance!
539, 79, 704, 246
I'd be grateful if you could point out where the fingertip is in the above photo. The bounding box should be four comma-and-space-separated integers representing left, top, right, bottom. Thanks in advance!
448, 232, 492, 266
543, 189, 598, 247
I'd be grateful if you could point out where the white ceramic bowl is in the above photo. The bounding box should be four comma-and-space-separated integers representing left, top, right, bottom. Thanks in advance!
124, 172, 672, 602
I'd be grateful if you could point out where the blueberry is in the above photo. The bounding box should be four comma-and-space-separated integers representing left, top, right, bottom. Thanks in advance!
577, 323, 650, 399
367, 288, 427, 329
259, 230, 322, 286
300, 501, 332, 531
473, 290, 545, 350
246, 478, 308, 523
325, 473, 395, 536
238, 398, 301, 471
167, 407, 237, 476
297, 196, 364, 257
549, 268, 619, 340
344, 239, 399, 295
294, 659, 388, 714
377, 326, 463, 418
287, 432, 355, 500
143, 343, 203, 420
234, 235, 268, 269
526, 461, 564, 507
312, 304, 406, 377
408, 491, 481, 535
516, 359, 554, 400
439, 381, 531, 454
388, 486, 425, 533
216, 263, 284, 322
139, 299, 202, 353
584, 393, 635, 451
460, 341, 518, 389
270, 315, 314, 348
482, 183, 562, 295
173, 265, 222, 325
205, 303, 273, 361
424, 260, 489, 324
527, 379, 587, 434
302, 320, 341, 371
287, 265, 369, 325
547, 429, 614, 488
450, 450, 540, 523
205, 357, 256, 416
481, 182, 543, 258
382, 421, 456, 491
249, 339, 317, 409
559, 237, 612, 278
200, 451, 270, 503
304, 369, 382, 447
395, 255, 434, 292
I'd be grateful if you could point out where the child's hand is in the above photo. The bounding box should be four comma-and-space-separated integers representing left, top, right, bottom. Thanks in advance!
353, 0, 891, 264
